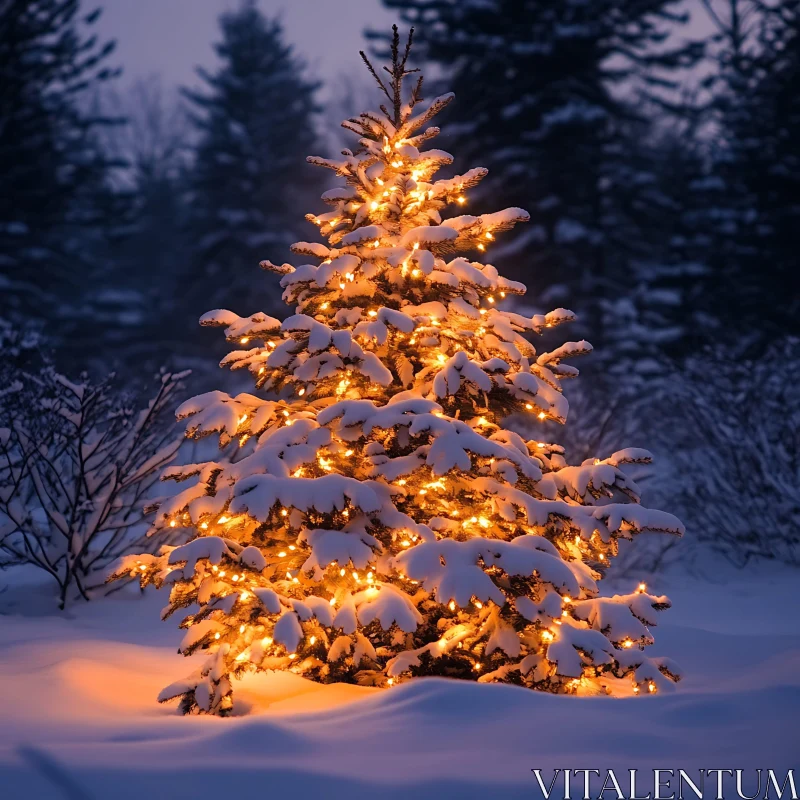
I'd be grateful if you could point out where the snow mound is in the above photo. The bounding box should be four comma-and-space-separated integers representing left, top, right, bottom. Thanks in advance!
0, 571, 798, 799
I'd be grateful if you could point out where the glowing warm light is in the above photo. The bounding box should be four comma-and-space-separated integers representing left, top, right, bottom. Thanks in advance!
448, 600, 456, 611
457, 195, 465, 204
638, 582, 647, 593
240, 337, 249, 344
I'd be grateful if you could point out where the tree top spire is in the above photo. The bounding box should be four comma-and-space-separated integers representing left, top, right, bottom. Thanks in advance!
360, 24, 423, 127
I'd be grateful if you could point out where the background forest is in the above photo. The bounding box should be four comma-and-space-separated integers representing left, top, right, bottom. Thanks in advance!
1, 0, 798, 572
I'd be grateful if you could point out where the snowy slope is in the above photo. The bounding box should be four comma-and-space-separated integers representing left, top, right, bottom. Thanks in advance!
0, 565, 798, 799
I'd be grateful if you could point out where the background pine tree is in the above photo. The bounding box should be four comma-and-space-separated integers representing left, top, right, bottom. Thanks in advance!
98, 79, 191, 373
181, 3, 322, 333
0, 0, 124, 346
706, 0, 800, 348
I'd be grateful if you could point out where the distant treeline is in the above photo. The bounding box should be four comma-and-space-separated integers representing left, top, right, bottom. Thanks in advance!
1, 0, 797, 380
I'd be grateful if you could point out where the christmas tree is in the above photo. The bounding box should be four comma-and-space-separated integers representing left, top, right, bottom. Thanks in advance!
111, 28, 684, 716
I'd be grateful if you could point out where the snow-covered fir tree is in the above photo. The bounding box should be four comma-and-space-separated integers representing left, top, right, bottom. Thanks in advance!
111, 29, 684, 716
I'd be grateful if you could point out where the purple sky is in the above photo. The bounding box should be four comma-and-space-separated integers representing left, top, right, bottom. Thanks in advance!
94, 0, 397, 94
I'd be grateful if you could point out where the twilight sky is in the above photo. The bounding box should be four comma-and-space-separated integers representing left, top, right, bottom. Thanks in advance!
93, 0, 716, 115
94, 0, 397, 94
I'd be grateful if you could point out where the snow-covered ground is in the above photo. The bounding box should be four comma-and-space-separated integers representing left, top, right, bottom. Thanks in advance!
1, 561, 798, 799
